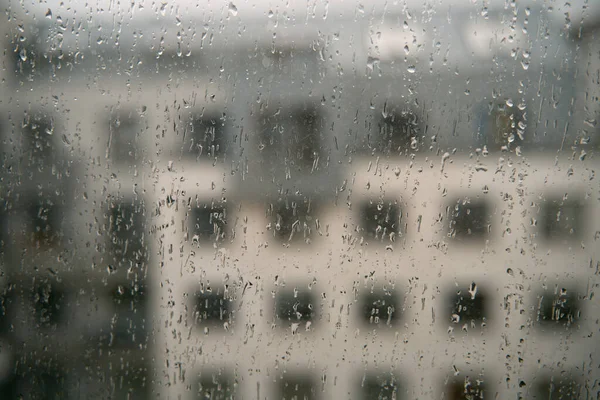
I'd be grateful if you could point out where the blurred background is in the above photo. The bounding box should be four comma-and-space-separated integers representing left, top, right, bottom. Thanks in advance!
1, 0, 600, 398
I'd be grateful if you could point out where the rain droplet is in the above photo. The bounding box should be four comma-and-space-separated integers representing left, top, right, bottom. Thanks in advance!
228, 2, 238, 16
45, 8, 52, 18
407, 65, 416, 73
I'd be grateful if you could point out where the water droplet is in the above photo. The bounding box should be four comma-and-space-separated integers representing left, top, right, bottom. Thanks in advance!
45, 8, 52, 18
407, 65, 416, 73
228, 2, 238, 16
403, 45, 409, 55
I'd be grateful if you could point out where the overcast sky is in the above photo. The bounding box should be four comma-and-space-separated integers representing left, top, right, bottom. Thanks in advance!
8, 0, 600, 27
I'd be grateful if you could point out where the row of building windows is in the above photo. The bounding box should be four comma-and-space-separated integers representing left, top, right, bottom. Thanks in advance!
0, 100, 543, 169
0, 194, 585, 258
0, 362, 583, 399
0, 279, 580, 352
193, 370, 583, 400
192, 284, 581, 331
0, 281, 147, 350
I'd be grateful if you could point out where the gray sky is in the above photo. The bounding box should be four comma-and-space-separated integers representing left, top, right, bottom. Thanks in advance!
10, 0, 600, 26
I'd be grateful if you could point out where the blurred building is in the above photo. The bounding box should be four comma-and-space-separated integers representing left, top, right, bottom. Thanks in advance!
0, 0, 599, 399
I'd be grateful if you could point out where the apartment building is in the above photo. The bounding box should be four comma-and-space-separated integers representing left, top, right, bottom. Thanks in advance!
0, 0, 599, 399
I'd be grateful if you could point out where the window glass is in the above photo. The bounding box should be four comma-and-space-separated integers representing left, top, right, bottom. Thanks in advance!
1, 0, 599, 398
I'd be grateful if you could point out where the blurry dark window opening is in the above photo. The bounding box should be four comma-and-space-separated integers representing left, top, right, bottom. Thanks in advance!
447, 377, 485, 400
259, 105, 322, 171
361, 373, 399, 400
373, 108, 420, 155
189, 202, 228, 244
276, 289, 316, 324
193, 289, 231, 327
361, 289, 399, 326
360, 200, 402, 242
107, 200, 147, 268
541, 198, 584, 240
447, 199, 490, 240
487, 102, 527, 151
184, 113, 225, 160
197, 370, 236, 400
449, 283, 487, 328
536, 287, 580, 328
109, 112, 140, 163
278, 373, 317, 400
268, 197, 317, 243
32, 281, 65, 328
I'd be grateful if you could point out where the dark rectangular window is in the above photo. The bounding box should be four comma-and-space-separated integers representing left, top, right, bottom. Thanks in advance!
276, 289, 317, 324
536, 287, 580, 328
107, 201, 146, 267
359, 200, 401, 242
27, 197, 61, 247
374, 109, 419, 155
0, 363, 67, 399
448, 283, 488, 328
32, 281, 66, 328
278, 374, 317, 400
0, 285, 15, 335
447, 377, 485, 400
488, 102, 527, 151
541, 198, 583, 240
197, 370, 235, 400
193, 289, 231, 327
109, 284, 148, 348
534, 376, 581, 399
361, 289, 399, 327
23, 112, 55, 169
447, 199, 490, 240
189, 203, 228, 243
268, 197, 317, 243
361, 373, 400, 400
184, 114, 225, 160
259, 106, 322, 171
109, 113, 139, 163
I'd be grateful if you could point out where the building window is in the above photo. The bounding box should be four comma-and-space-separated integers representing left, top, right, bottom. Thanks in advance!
536, 287, 580, 328
32, 281, 65, 328
189, 203, 228, 244
23, 112, 55, 169
268, 197, 317, 243
197, 370, 235, 400
109, 284, 148, 348
360, 289, 399, 326
373, 109, 419, 155
107, 200, 147, 268
448, 283, 487, 329
488, 102, 526, 150
109, 112, 139, 163
447, 376, 485, 400
0, 363, 67, 399
277, 373, 317, 400
259, 106, 322, 170
447, 199, 490, 240
541, 198, 584, 240
27, 197, 61, 247
361, 373, 399, 400
276, 289, 317, 325
184, 113, 225, 160
534, 376, 580, 399
193, 289, 231, 328
359, 200, 402, 242
0, 285, 15, 335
